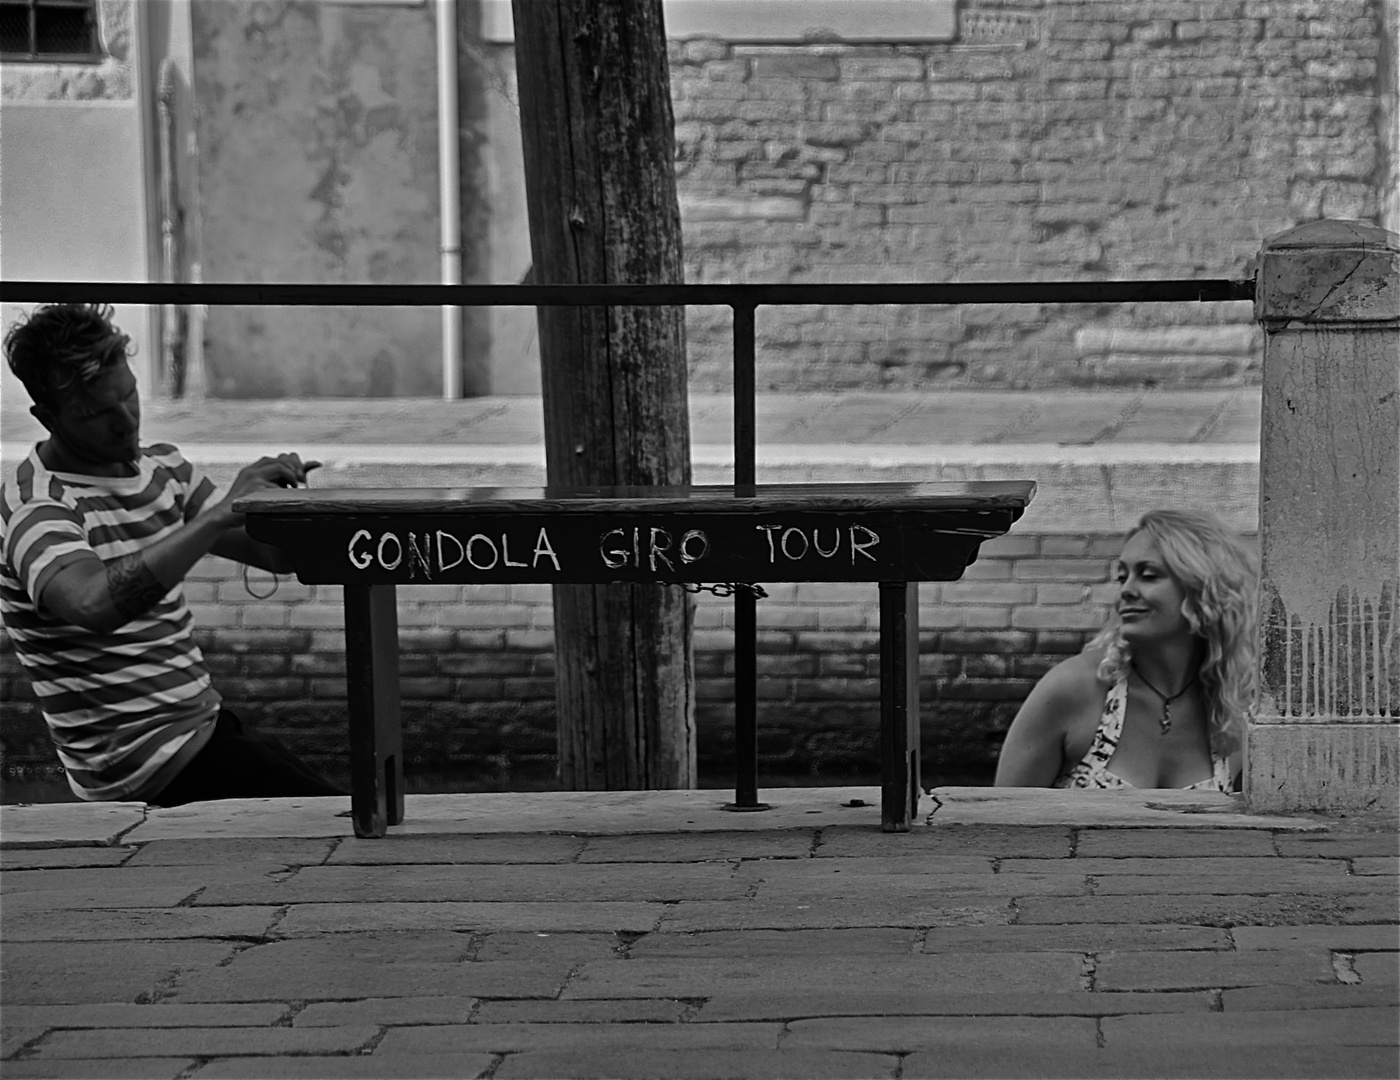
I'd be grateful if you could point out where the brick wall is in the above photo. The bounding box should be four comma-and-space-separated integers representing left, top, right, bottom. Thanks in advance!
665, 0, 1388, 391
2, 532, 1172, 791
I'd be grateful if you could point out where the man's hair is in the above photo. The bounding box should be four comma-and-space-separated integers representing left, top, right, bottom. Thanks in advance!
4, 303, 132, 412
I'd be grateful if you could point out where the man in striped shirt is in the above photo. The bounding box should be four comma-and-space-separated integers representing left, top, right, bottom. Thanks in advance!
2, 303, 344, 804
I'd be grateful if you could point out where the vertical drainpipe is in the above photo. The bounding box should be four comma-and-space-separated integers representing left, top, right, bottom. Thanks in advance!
437, 0, 464, 399
132, 0, 162, 396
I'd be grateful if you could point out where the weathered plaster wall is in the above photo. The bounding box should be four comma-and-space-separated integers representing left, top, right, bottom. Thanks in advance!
0, 0, 134, 101
190, 0, 443, 397
1378, 0, 1399, 234
4, 0, 1394, 398
0, 0, 155, 400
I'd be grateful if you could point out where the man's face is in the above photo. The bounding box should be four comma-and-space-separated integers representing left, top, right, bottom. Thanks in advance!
37, 359, 142, 470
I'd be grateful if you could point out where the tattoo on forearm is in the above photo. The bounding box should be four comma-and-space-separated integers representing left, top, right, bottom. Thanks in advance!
107, 555, 169, 621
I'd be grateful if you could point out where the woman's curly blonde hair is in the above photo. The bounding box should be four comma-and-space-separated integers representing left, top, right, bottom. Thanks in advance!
1086, 509, 1258, 757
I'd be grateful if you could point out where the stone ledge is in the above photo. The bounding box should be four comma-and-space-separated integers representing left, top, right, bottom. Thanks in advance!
1246, 723, 1400, 815
1, 786, 1327, 847
0, 442, 1257, 535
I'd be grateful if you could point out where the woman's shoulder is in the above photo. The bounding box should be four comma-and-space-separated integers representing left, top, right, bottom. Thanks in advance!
1035, 649, 1115, 707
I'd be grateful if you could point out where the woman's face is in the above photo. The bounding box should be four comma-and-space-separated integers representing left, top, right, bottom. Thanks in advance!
1114, 531, 1193, 645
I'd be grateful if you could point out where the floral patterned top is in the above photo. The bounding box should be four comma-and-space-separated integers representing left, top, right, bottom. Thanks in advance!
1053, 675, 1232, 792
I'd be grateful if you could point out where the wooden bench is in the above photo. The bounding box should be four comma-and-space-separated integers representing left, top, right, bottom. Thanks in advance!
237, 481, 1035, 837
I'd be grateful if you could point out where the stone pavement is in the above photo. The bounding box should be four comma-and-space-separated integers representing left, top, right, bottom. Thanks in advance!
1, 786, 1395, 1079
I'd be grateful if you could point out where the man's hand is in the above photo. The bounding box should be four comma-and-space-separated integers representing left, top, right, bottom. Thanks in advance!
211, 453, 322, 529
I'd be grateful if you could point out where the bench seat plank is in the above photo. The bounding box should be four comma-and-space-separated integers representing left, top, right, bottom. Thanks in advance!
239, 481, 1035, 586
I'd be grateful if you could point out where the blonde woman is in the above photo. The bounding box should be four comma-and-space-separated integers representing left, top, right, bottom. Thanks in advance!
995, 510, 1257, 791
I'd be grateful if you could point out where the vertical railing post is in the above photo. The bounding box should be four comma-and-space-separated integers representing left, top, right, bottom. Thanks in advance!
728, 302, 766, 810
1248, 220, 1399, 813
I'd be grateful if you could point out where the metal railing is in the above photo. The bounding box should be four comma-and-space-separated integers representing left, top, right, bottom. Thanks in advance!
1, 276, 1256, 804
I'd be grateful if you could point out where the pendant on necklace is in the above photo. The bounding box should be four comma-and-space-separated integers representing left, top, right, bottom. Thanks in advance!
1159, 703, 1172, 734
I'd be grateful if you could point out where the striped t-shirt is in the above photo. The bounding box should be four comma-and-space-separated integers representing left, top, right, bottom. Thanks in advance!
1, 444, 222, 801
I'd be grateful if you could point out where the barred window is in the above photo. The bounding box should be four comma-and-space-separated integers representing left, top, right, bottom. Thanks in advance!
0, 0, 101, 63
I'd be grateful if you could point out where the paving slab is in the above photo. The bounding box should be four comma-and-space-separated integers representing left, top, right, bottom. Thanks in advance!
1, 1027, 48, 1062
735, 856, 1000, 884
1229, 925, 1400, 951
920, 924, 1232, 952
0, 864, 291, 910
815, 823, 1072, 859
1075, 828, 1303, 857
472, 931, 629, 963
999, 855, 1351, 877
0, 803, 146, 848
1092, 870, 1392, 895
190, 1055, 497, 1080
694, 990, 1213, 1022
271, 900, 664, 936
376, 1022, 787, 1054
291, 996, 479, 1027
1222, 984, 1400, 1011
577, 832, 817, 862
1354, 952, 1400, 984
471, 999, 691, 1024
326, 834, 585, 865
1014, 892, 1396, 926
626, 927, 920, 959
1275, 834, 1400, 858
560, 953, 1084, 1000
1094, 948, 1337, 991
901, 1045, 1399, 1080
170, 960, 568, 1004
113, 798, 354, 842
744, 871, 1087, 904
0, 1060, 198, 1080
0, 1003, 289, 1034
122, 838, 338, 866
781, 1014, 1098, 1052
1102, 1007, 1400, 1047
1, 940, 236, 1006
490, 1048, 899, 1080
924, 789, 1324, 831
166, 934, 570, 1003
0, 848, 137, 870
656, 896, 1013, 932
1, 906, 282, 942
28, 1026, 377, 1060
195, 862, 745, 905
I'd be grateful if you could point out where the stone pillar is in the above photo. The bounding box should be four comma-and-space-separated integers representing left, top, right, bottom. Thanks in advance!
1248, 220, 1400, 813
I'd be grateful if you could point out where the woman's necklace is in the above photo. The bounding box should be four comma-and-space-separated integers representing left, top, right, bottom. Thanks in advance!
1130, 662, 1198, 734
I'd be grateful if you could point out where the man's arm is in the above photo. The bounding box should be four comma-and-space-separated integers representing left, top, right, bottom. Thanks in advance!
39, 511, 232, 633
37, 453, 313, 633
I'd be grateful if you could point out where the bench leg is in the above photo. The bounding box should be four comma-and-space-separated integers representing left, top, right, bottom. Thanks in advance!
879, 581, 921, 832
344, 583, 404, 838
727, 587, 769, 811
